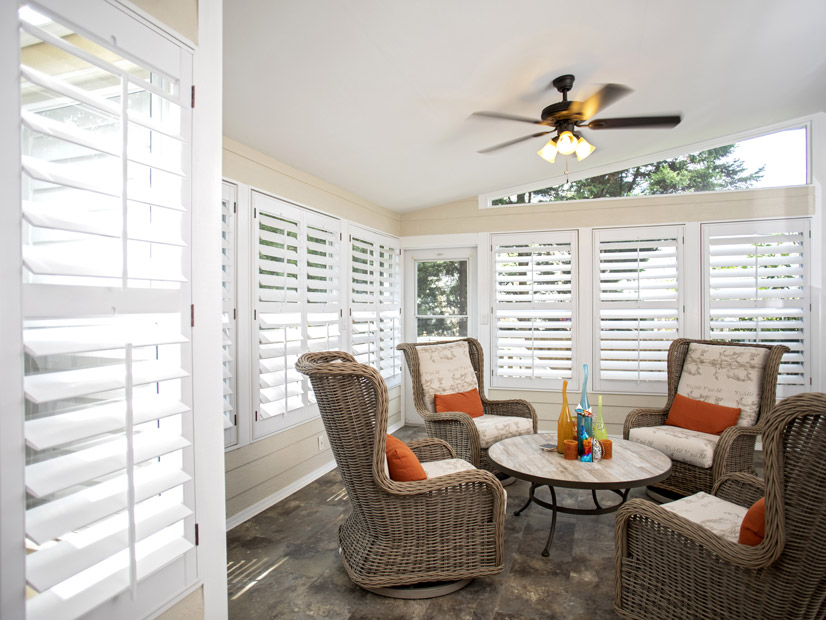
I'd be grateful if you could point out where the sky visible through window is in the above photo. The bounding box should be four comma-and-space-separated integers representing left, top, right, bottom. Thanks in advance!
732, 127, 806, 188
491, 127, 807, 206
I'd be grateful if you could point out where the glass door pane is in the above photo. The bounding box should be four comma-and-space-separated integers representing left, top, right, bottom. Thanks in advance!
415, 259, 468, 342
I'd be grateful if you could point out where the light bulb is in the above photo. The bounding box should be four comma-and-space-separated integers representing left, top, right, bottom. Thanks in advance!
537, 139, 558, 163
575, 136, 595, 161
556, 131, 577, 155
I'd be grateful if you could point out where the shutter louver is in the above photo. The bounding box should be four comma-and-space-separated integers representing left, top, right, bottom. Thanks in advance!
253, 192, 342, 437
222, 183, 237, 446
492, 232, 577, 388
703, 220, 810, 397
349, 229, 402, 383
19, 5, 195, 619
595, 227, 682, 391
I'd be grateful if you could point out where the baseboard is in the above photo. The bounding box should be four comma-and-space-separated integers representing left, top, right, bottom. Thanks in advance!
225, 419, 405, 531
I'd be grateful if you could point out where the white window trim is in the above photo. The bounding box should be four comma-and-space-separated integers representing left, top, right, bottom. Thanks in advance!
592, 224, 685, 395
223, 181, 403, 443
701, 218, 811, 398
490, 229, 580, 391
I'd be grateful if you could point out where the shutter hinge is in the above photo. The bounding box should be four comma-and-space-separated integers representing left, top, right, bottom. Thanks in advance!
254, 208, 257, 218
349, 235, 352, 242
340, 309, 343, 318
349, 308, 352, 316
233, 414, 237, 426
810, 377, 813, 386
191, 85, 195, 108
254, 309, 257, 320
194, 523, 200, 546
191, 304, 195, 327
233, 308, 237, 320
255, 410, 259, 421
233, 201, 237, 214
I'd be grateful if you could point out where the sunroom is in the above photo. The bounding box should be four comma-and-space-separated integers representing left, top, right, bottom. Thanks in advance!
1, 1, 825, 619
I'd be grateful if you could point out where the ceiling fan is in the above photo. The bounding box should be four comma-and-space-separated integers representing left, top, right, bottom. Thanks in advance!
472, 74, 681, 163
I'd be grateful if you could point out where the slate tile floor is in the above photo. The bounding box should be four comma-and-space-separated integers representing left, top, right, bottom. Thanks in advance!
226, 426, 761, 619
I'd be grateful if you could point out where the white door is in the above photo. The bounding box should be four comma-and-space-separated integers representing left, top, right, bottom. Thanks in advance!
402, 247, 476, 423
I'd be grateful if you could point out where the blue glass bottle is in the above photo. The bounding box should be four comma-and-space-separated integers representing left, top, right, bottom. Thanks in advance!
575, 364, 593, 456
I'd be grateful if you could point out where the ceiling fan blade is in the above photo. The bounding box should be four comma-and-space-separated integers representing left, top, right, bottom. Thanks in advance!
574, 84, 632, 121
586, 115, 682, 130
478, 131, 552, 154
471, 111, 548, 125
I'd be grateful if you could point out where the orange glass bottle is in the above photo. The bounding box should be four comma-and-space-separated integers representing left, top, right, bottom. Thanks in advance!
556, 380, 576, 453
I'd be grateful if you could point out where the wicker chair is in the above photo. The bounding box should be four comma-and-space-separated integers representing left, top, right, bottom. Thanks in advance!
623, 338, 788, 497
397, 338, 537, 472
615, 392, 826, 620
295, 350, 506, 598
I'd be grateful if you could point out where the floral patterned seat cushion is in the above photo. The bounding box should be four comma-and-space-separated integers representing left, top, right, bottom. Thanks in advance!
628, 425, 720, 468
416, 341, 479, 412
420, 458, 476, 478
473, 415, 534, 449
676, 343, 770, 427
661, 491, 749, 542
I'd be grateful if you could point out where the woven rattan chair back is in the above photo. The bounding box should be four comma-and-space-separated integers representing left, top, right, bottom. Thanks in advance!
294, 351, 387, 520
760, 392, 826, 602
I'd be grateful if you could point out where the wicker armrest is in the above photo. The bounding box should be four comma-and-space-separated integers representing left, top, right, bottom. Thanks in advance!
407, 437, 456, 462
383, 467, 505, 502
711, 424, 762, 482
615, 497, 778, 570
712, 472, 765, 507
622, 408, 668, 439
482, 398, 538, 430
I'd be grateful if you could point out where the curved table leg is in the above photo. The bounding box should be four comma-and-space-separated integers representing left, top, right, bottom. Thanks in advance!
514, 483, 538, 516
541, 486, 558, 558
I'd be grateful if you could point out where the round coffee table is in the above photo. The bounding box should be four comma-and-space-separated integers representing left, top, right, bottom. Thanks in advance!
488, 432, 671, 556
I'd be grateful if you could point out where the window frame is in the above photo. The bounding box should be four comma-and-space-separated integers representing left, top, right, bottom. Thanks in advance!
489, 230, 579, 391
479, 120, 813, 209
592, 225, 685, 394
12, 2, 201, 618
701, 218, 811, 398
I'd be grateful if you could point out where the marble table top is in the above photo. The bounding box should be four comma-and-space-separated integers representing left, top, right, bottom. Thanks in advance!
488, 432, 672, 490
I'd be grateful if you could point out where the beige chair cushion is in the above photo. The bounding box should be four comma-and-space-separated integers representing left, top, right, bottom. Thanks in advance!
416, 341, 478, 412
420, 458, 476, 478
473, 415, 534, 449
629, 425, 720, 468
661, 491, 748, 543
676, 343, 770, 427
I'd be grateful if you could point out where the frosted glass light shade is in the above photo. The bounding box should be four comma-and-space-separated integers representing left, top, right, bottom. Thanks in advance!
556, 131, 577, 155
537, 139, 558, 163
575, 136, 595, 161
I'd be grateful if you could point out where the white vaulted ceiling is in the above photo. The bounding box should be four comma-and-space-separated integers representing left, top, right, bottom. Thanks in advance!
223, 0, 826, 212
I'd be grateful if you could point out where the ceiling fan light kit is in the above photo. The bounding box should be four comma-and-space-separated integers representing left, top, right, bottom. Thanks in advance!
473, 74, 681, 165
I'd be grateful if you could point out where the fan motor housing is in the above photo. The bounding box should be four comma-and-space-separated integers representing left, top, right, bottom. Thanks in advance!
540, 100, 580, 122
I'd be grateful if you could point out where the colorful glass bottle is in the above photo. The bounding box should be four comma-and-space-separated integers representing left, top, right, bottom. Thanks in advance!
593, 394, 608, 441
556, 380, 575, 453
575, 364, 593, 456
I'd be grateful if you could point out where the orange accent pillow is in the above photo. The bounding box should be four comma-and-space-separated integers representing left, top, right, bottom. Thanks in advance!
738, 496, 766, 545
434, 388, 484, 418
385, 435, 426, 481
664, 393, 741, 435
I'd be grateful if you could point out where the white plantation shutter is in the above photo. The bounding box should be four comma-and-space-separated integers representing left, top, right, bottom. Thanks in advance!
18, 4, 195, 620
253, 192, 342, 437
491, 232, 577, 388
350, 228, 402, 384
222, 182, 238, 447
594, 226, 683, 392
703, 219, 810, 397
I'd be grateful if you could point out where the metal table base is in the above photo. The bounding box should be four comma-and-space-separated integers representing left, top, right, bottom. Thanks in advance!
514, 483, 630, 557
